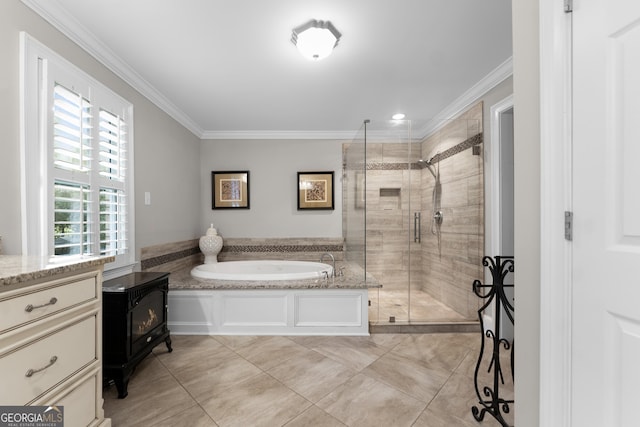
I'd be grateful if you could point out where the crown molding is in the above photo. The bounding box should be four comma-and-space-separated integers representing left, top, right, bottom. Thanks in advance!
22, 0, 512, 142
415, 56, 513, 139
200, 130, 358, 140
20, 0, 204, 138
201, 57, 513, 140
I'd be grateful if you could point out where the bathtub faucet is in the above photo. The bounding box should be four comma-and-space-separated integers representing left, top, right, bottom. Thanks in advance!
320, 252, 336, 277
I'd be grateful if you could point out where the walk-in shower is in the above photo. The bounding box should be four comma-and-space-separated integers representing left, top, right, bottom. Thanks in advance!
343, 106, 485, 325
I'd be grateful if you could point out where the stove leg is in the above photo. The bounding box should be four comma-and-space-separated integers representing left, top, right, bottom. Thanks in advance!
165, 335, 173, 353
115, 377, 129, 399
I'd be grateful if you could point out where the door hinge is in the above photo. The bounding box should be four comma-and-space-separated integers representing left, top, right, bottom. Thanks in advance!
564, 0, 573, 13
564, 211, 573, 241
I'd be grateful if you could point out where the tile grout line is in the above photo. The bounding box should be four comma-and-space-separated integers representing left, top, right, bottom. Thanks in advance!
211, 336, 326, 426
152, 349, 220, 426
262, 335, 402, 427
418, 347, 478, 426
108, 333, 486, 427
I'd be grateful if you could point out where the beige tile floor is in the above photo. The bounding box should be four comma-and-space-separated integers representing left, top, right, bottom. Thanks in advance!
103, 332, 513, 427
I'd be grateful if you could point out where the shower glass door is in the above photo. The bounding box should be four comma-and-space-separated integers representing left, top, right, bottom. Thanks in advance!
344, 123, 366, 275
361, 119, 419, 324
344, 115, 484, 325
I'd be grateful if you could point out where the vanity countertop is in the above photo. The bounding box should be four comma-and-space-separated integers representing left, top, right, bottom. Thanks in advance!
0, 255, 115, 290
168, 261, 382, 290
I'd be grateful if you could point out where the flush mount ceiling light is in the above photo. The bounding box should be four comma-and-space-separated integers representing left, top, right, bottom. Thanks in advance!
392, 113, 406, 120
291, 19, 341, 61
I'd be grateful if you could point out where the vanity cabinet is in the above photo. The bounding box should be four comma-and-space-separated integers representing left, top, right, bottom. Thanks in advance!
0, 257, 112, 427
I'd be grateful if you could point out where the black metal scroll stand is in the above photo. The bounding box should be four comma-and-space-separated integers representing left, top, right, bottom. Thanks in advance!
471, 255, 514, 427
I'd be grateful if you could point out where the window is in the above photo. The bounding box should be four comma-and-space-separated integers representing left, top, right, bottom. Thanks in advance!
21, 33, 134, 274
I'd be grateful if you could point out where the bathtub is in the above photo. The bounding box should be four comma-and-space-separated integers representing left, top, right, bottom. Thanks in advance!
190, 260, 333, 281
169, 260, 374, 336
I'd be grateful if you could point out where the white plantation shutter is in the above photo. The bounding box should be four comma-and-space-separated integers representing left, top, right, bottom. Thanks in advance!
99, 187, 127, 256
51, 99, 130, 260
53, 181, 92, 256
52, 84, 92, 173
52, 83, 94, 256
21, 33, 135, 271
98, 108, 128, 256
99, 109, 126, 181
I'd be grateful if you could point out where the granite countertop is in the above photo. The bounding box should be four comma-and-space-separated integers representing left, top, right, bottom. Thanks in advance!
169, 261, 382, 290
0, 255, 115, 289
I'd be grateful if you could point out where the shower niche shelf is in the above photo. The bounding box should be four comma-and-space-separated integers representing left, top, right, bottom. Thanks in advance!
379, 188, 401, 210
379, 188, 400, 197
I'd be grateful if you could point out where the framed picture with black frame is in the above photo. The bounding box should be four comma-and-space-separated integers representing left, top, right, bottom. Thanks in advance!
212, 171, 250, 209
297, 171, 334, 210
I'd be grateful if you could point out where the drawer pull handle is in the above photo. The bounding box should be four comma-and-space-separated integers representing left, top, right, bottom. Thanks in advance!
25, 297, 58, 313
25, 356, 58, 377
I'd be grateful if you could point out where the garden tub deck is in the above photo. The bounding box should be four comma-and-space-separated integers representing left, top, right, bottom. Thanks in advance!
166, 261, 380, 336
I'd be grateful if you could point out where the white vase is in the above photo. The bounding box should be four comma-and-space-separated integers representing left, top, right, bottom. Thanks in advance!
199, 225, 223, 264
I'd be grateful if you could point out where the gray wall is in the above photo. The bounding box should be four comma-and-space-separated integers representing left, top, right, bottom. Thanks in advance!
513, 0, 540, 425
199, 139, 345, 238
0, 1, 202, 258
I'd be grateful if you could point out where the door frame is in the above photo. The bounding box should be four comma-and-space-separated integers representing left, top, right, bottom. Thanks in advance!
485, 95, 514, 336
489, 95, 514, 259
538, 0, 573, 424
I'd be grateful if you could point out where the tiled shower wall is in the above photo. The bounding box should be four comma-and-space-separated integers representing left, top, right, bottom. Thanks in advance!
421, 103, 484, 319
364, 143, 422, 295
346, 102, 484, 321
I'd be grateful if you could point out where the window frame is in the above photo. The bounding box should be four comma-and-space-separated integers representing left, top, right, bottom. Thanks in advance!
20, 32, 135, 276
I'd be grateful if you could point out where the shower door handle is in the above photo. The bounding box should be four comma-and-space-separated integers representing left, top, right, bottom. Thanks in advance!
414, 212, 421, 243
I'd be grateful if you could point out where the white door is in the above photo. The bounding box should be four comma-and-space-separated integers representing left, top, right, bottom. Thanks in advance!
573, 1, 640, 426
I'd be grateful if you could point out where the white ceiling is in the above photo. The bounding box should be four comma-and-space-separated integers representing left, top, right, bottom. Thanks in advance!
23, 0, 513, 139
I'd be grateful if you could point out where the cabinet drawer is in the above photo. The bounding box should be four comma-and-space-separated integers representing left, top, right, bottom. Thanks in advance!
0, 315, 97, 404
0, 275, 97, 334
51, 371, 99, 427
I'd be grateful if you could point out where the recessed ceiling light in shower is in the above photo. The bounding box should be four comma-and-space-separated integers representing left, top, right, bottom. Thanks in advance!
392, 113, 406, 120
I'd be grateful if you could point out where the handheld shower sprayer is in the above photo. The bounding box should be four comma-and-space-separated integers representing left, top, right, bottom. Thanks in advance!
418, 158, 437, 178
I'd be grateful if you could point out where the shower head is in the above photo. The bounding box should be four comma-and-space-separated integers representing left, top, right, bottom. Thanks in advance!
418, 159, 437, 178
418, 157, 436, 165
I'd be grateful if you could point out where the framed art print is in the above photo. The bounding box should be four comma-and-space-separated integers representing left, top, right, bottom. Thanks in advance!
212, 171, 249, 209
297, 171, 334, 210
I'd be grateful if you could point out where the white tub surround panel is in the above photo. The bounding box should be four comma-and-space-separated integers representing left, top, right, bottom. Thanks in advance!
169, 289, 368, 336
168, 262, 377, 336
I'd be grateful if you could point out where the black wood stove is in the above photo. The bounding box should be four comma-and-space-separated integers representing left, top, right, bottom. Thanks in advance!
102, 271, 172, 398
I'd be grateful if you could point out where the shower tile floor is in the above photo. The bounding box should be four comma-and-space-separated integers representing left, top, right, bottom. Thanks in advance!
369, 289, 472, 324
103, 332, 512, 427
